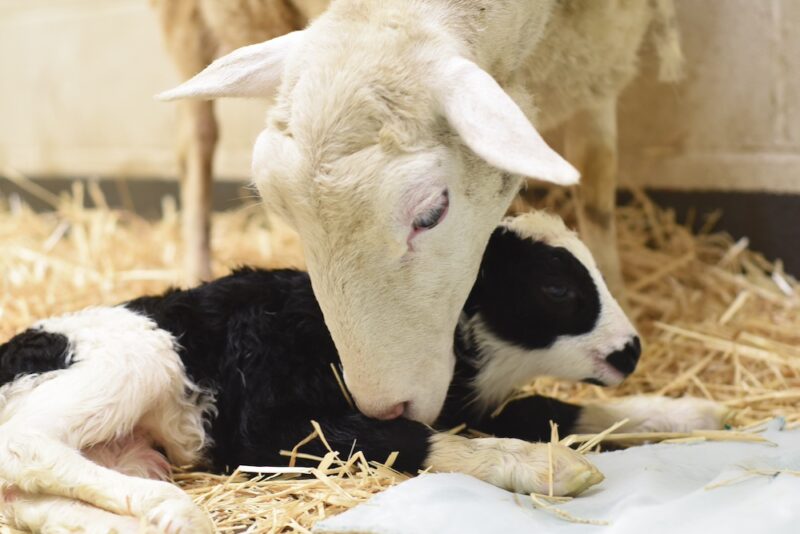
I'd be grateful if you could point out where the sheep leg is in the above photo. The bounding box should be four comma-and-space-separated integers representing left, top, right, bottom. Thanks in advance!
468, 395, 583, 442
2, 488, 142, 534
0, 309, 213, 532
427, 433, 602, 496
153, 0, 218, 284
178, 99, 217, 284
566, 97, 626, 303
473, 394, 728, 441
574, 395, 730, 435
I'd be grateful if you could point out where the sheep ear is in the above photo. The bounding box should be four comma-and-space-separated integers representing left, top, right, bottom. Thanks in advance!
437, 57, 579, 185
157, 31, 305, 101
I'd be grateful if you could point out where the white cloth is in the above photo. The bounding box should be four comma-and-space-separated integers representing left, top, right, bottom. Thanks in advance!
316, 420, 800, 534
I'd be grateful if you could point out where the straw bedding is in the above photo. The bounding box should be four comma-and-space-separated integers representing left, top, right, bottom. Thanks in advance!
0, 177, 798, 532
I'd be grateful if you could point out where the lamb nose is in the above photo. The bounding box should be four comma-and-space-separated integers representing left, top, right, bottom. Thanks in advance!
606, 336, 642, 376
374, 402, 406, 420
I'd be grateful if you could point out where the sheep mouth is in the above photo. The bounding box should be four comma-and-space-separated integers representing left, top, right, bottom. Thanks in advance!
581, 377, 607, 386
591, 355, 627, 386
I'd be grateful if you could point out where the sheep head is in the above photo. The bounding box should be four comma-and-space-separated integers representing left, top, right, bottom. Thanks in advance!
158, 14, 578, 424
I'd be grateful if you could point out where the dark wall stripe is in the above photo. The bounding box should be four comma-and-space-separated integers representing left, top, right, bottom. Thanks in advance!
2, 177, 798, 275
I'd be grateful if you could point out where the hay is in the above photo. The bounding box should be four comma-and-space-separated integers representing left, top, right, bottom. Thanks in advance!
1, 177, 799, 531
0, 178, 304, 341
529, 493, 610, 526
172, 451, 406, 532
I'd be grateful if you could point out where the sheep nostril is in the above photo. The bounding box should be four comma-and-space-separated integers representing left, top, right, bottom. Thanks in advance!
605, 337, 642, 376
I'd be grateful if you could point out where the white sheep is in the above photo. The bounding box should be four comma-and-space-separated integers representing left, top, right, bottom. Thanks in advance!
153, 0, 681, 289
160, 0, 683, 424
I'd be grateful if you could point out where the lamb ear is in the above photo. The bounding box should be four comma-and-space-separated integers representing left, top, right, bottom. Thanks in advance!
157, 31, 305, 101
436, 57, 579, 185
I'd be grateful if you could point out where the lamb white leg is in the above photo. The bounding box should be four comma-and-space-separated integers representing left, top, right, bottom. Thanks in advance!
2, 486, 142, 534
0, 424, 212, 533
426, 434, 603, 496
0, 308, 213, 533
575, 395, 730, 434
1, 433, 186, 534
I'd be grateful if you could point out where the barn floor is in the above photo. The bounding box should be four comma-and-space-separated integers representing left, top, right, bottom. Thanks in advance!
1, 180, 799, 532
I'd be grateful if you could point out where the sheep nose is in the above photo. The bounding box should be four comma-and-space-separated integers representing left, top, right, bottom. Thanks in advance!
373, 402, 406, 420
606, 336, 642, 376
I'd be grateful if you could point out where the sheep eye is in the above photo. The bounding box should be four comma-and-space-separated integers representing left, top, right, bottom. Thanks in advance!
542, 284, 574, 301
412, 190, 449, 232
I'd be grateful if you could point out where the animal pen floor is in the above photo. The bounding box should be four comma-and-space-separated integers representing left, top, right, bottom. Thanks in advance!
1, 179, 799, 532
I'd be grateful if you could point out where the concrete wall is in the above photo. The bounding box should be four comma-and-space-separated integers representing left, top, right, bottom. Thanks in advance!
0, 0, 264, 179
617, 0, 800, 192
1, 0, 798, 192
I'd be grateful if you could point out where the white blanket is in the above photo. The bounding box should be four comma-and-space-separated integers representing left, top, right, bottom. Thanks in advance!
316, 420, 799, 534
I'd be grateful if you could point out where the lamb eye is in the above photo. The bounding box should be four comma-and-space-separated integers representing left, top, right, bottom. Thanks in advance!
412, 190, 449, 232
542, 284, 574, 301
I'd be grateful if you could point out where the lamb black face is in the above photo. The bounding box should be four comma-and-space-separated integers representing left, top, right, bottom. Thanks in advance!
466, 227, 601, 350
461, 213, 641, 399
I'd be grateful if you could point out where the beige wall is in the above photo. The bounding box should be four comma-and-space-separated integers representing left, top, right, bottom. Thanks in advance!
0, 0, 264, 179
617, 0, 800, 192
1, 0, 798, 192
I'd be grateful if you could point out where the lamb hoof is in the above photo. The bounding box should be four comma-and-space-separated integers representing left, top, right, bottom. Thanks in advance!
142, 487, 214, 534
426, 434, 603, 496
512, 442, 603, 496
482, 439, 603, 496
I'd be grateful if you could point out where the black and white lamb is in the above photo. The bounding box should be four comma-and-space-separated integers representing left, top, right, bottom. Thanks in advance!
0, 212, 726, 533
